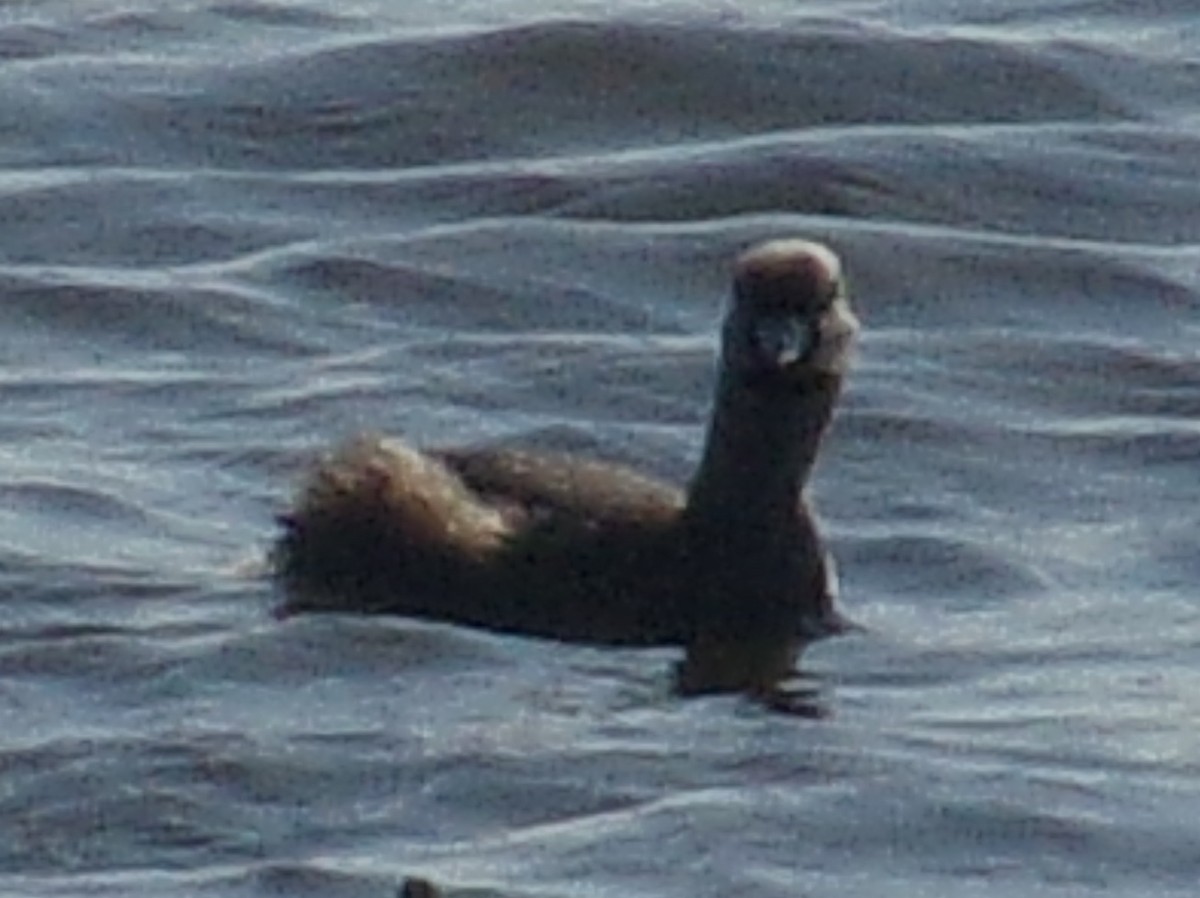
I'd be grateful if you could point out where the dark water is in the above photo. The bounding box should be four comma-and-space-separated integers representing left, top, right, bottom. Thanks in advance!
2, 2, 1199, 896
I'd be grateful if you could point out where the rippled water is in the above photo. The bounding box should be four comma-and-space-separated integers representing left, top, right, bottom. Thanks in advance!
2, 1, 1198, 896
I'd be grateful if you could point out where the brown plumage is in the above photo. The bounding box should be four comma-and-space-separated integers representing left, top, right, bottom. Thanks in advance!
274, 239, 859, 696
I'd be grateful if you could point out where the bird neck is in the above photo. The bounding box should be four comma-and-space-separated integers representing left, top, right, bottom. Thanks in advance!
686, 366, 841, 535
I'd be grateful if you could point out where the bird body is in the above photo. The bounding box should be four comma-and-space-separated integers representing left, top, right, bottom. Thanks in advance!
275, 239, 859, 695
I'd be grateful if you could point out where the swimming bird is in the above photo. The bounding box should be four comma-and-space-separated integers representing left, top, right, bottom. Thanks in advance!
274, 238, 859, 696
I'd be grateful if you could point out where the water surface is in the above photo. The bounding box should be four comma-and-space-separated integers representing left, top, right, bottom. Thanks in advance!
1, 1, 1198, 896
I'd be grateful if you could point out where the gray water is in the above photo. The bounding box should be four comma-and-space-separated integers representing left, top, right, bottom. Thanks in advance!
2, 1, 1199, 896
